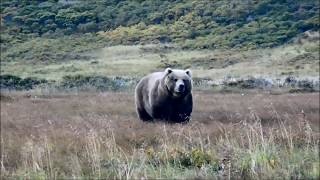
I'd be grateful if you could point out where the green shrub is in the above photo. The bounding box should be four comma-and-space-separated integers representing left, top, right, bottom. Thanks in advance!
0, 74, 48, 90
59, 75, 133, 91
146, 147, 215, 168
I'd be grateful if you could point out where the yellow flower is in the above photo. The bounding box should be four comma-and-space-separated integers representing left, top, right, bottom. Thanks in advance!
146, 147, 155, 159
268, 159, 277, 169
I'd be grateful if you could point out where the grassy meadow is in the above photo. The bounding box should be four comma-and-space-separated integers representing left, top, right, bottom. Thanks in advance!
1, 38, 320, 180
1, 90, 319, 179
1, 40, 319, 81
1, 39, 319, 179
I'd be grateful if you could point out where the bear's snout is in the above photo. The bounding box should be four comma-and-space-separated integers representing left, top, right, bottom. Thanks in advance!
175, 82, 185, 93
178, 84, 185, 92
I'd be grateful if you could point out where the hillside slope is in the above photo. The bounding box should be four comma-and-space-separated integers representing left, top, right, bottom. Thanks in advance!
1, 0, 319, 62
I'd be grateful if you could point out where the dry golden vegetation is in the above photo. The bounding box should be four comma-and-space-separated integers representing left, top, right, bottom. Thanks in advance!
1, 90, 319, 179
2, 41, 319, 81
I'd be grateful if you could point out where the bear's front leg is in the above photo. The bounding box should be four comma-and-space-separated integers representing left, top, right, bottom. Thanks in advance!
150, 105, 171, 121
169, 94, 192, 123
169, 112, 191, 123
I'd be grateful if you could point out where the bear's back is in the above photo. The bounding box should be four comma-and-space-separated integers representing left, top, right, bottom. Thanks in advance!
146, 71, 164, 89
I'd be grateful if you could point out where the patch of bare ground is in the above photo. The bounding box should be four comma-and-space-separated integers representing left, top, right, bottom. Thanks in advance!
1, 91, 319, 179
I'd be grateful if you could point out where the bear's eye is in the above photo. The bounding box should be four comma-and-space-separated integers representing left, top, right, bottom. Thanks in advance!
174, 78, 178, 82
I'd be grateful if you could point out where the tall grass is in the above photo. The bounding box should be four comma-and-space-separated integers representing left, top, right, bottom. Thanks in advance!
1, 91, 319, 179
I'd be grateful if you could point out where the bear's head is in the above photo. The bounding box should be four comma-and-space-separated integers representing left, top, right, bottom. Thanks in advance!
163, 68, 192, 97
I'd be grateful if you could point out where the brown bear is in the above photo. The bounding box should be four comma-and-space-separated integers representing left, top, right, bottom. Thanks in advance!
135, 68, 193, 123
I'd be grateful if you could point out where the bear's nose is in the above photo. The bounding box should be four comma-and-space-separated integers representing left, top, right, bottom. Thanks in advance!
178, 84, 185, 92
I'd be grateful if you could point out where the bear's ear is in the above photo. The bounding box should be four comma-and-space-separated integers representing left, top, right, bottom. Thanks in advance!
185, 69, 192, 77
165, 68, 173, 75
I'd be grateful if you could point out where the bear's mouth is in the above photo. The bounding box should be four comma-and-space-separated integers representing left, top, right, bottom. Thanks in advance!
173, 91, 184, 96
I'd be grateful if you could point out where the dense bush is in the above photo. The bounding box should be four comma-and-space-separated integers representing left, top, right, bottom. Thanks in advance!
223, 77, 273, 89
0, 74, 138, 91
59, 75, 135, 91
0, 75, 48, 90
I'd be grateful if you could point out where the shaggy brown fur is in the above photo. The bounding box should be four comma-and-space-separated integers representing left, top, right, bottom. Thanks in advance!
135, 68, 193, 123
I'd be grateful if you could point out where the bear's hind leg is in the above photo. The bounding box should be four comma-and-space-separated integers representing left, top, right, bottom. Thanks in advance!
137, 107, 153, 121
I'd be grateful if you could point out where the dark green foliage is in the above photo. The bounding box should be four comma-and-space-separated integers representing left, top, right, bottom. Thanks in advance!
1, 0, 319, 54
0, 74, 136, 91
0, 74, 48, 90
219, 77, 319, 92
59, 75, 134, 91
288, 79, 316, 93
223, 77, 272, 89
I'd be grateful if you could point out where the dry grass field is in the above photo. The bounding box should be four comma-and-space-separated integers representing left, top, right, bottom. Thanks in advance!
1, 90, 319, 179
